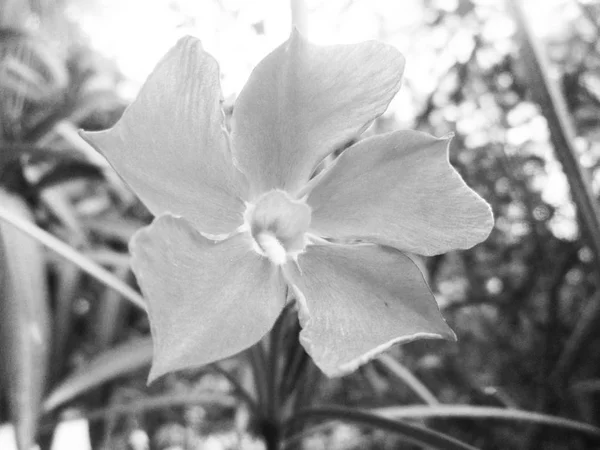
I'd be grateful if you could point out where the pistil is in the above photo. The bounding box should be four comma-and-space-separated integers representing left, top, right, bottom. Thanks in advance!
244, 189, 312, 264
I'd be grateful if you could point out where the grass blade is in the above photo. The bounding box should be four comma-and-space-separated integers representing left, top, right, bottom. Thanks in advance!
375, 405, 600, 439
94, 266, 131, 350
571, 379, 600, 394
286, 406, 478, 450
0, 189, 51, 450
43, 338, 153, 412
509, 0, 600, 388
50, 261, 81, 383
377, 353, 439, 405
0, 204, 146, 310
42, 392, 236, 432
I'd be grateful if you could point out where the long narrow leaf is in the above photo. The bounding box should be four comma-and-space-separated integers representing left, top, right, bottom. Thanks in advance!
375, 405, 600, 439
35, 161, 104, 191
211, 362, 260, 415
571, 379, 600, 394
0, 204, 146, 310
286, 406, 478, 450
377, 354, 439, 405
41, 187, 87, 245
50, 261, 81, 383
43, 338, 153, 412
0, 189, 51, 450
509, 0, 600, 387
94, 266, 131, 350
85, 249, 130, 268
40, 392, 236, 433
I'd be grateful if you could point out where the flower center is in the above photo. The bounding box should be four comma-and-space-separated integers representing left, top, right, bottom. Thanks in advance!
244, 189, 311, 265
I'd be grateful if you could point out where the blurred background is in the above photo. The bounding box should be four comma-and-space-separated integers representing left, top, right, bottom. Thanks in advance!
1, 0, 600, 449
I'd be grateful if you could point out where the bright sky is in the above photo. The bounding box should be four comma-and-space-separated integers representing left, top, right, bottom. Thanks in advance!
66, 0, 574, 118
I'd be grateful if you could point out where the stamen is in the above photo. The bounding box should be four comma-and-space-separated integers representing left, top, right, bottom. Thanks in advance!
256, 232, 287, 265
244, 189, 311, 264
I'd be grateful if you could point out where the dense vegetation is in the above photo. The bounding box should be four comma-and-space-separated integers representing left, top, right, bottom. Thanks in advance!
2, 1, 600, 449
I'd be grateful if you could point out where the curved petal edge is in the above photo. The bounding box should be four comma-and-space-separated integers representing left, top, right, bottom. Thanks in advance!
307, 130, 494, 256
231, 29, 405, 196
130, 215, 286, 382
285, 243, 455, 377
82, 36, 248, 235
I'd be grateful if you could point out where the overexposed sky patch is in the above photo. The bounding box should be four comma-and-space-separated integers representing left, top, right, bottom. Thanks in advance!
67, 0, 570, 125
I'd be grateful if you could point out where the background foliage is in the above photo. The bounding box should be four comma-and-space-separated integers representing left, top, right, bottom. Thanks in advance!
2, 0, 600, 449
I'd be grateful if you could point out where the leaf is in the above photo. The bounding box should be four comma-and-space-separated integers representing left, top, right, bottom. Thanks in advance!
85, 249, 130, 268
0, 188, 51, 450
49, 261, 81, 383
375, 405, 600, 439
285, 406, 478, 450
40, 187, 87, 246
43, 338, 153, 412
34, 161, 104, 191
84, 214, 145, 244
93, 266, 131, 349
376, 353, 439, 405
0, 144, 83, 177
510, 0, 600, 388
0, 57, 51, 102
80, 392, 236, 422
68, 90, 123, 125
571, 379, 600, 394
0, 204, 145, 310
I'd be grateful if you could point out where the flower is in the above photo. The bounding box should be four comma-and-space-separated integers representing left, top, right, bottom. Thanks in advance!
80, 31, 494, 382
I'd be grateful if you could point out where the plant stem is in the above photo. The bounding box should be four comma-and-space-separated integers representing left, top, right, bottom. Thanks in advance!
210, 363, 261, 416
263, 304, 292, 449
248, 344, 268, 413
260, 418, 281, 450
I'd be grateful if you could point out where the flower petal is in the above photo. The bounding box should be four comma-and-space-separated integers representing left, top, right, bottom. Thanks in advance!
286, 243, 455, 377
130, 215, 286, 382
307, 130, 494, 256
81, 37, 247, 235
231, 30, 405, 196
